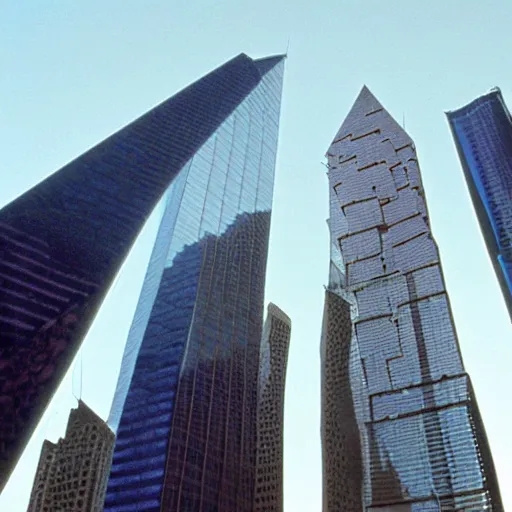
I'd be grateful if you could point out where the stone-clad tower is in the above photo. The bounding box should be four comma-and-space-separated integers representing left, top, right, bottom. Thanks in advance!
27, 401, 114, 512
321, 86, 502, 511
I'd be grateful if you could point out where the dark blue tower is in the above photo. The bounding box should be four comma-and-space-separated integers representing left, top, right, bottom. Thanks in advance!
103, 55, 284, 511
447, 88, 512, 321
0, 53, 284, 494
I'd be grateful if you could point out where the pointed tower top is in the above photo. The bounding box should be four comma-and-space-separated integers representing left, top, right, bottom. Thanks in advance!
357, 85, 384, 111
253, 55, 286, 77
328, 85, 412, 153
330, 86, 384, 144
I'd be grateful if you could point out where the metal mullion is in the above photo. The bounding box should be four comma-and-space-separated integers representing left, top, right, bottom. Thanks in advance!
198, 112, 238, 511
175, 235, 221, 510
236, 216, 260, 508
198, 242, 230, 509
217, 216, 245, 509
234, 102, 264, 505
160, 232, 212, 509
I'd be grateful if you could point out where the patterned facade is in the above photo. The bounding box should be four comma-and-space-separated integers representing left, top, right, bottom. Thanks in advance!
27, 401, 114, 512
254, 303, 291, 512
104, 55, 285, 511
0, 53, 277, 491
321, 290, 363, 512
323, 86, 502, 510
447, 88, 512, 320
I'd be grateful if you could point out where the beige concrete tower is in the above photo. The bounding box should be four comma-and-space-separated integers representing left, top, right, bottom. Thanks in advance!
28, 401, 114, 512
254, 303, 291, 512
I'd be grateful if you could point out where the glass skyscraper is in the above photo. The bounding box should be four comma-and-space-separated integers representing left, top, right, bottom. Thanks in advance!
447, 88, 512, 321
104, 54, 285, 511
0, 52, 282, 495
322, 86, 502, 511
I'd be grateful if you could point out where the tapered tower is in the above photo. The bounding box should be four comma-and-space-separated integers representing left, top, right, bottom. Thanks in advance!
103, 54, 286, 511
321, 86, 502, 511
0, 53, 285, 494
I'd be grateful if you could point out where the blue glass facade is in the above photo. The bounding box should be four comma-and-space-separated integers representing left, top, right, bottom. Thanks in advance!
0, 53, 278, 493
105, 56, 284, 511
447, 88, 512, 320
323, 87, 502, 511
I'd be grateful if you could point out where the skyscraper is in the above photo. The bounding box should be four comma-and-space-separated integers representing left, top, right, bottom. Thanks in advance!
447, 88, 512, 321
27, 401, 114, 512
321, 290, 362, 512
254, 303, 291, 512
322, 87, 502, 510
0, 52, 283, 491
104, 54, 285, 511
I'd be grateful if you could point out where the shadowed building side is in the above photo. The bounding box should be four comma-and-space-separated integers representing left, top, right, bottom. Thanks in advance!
368, 430, 411, 512
253, 303, 291, 512
0, 52, 280, 491
27, 401, 114, 512
321, 290, 363, 512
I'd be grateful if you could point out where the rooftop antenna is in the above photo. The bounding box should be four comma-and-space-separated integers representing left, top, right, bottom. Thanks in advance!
80, 349, 83, 401
285, 38, 290, 57
403, 112, 406, 130
71, 349, 83, 402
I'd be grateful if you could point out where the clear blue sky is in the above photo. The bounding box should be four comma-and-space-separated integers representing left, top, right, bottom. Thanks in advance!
1, 1, 511, 510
